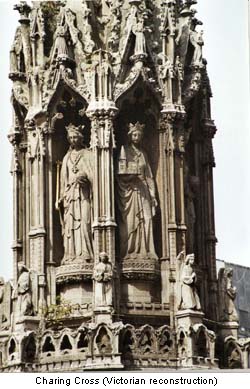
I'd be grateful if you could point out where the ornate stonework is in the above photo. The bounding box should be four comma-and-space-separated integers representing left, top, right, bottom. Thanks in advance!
0, 0, 244, 371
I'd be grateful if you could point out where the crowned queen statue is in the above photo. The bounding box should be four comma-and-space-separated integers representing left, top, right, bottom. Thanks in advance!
117, 122, 158, 261
57, 124, 94, 264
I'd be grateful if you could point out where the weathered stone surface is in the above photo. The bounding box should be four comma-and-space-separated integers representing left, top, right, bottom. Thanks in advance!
0, 0, 244, 371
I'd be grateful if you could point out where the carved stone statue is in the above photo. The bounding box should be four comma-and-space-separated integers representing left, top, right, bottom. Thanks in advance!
132, 18, 146, 55
52, 23, 68, 60
159, 55, 174, 103
17, 263, 34, 317
117, 122, 158, 260
96, 327, 112, 355
93, 252, 113, 308
190, 30, 204, 66
58, 124, 94, 264
0, 278, 11, 330
0, 278, 7, 326
10, 28, 24, 74
179, 253, 201, 311
218, 268, 238, 322
184, 173, 199, 253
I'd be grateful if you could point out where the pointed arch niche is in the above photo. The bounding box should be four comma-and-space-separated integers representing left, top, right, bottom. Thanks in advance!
46, 83, 93, 307
114, 77, 162, 304
48, 85, 90, 265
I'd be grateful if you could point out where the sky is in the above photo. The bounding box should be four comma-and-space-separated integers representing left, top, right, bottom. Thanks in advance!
0, 0, 249, 280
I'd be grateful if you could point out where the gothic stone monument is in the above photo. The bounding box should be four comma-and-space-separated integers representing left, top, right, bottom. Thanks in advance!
0, 0, 246, 371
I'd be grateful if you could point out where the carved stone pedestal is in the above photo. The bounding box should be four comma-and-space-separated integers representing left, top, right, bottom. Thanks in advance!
14, 316, 40, 332
219, 321, 239, 339
93, 307, 114, 325
56, 263, 93, 305
121, 259, 160, 303
176, 310, 217, 369
176, 309, 205, 328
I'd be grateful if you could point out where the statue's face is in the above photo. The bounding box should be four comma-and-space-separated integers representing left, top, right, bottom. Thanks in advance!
68, 132, 82, 148
189, 255, 195, 265
131, 130, 142, 145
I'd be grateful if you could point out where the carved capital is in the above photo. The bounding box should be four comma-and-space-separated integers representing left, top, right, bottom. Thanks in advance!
121, 258, 160, 281
14, 1, 31, 24
56, 263, 94, 285
202, 119, 217, 139
87, 109, 117, 149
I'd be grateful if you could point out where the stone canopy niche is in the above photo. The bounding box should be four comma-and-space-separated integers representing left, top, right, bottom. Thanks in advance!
0, 0, 242, 371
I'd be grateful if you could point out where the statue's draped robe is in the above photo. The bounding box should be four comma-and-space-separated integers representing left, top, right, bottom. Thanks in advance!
60, 148, 93, 263
94, 262, 113, 307
117, 144, 157, 260
180, 263, 201, 310
17, 271, 33, 316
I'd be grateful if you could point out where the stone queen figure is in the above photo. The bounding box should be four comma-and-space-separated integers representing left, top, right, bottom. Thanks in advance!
178, 253, 201, 311
93, 252, 113, 309
117, 122, 158, 260
57, 124, 94, 264
218, 267, 238, 322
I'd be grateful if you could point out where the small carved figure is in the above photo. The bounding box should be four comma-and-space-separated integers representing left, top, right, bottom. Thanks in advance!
58, 124, 94, 264
159, 55, 174, 103
82, 2, 95, 53
17, 263, 34, 317
179, 253, 201, 311
132, 18, 146, 55
218, 268, 238, 322
140, 331, 153, 354
190, 30, 204, 65
228, 347, 242, 369
0, 278, 7, 325
10, 28, 25, 73
160, 56, 174, 80
175, 16, 192, 64
96, 328, 112, 355
175, 56, 184, 81
184, 174, 199, 253
52, 23, 68, 60
159, 331, 172, 354
117, 122, 158, 260
93, 252, 113, 308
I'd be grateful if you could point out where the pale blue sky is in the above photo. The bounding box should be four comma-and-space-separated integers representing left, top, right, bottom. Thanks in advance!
0, 0, 249, 280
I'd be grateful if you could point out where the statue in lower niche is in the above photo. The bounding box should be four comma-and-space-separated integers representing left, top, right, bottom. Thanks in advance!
218, 267, 238, 322
179, 253, 201, 311
93, 252, 113, 308
57, 124, 94, 264
117, 122, 158, 260
17, 263, 34, 317
0, 278, 7, 326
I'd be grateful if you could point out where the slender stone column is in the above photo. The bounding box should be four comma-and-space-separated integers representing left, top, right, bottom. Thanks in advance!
87, 108, 117, 321
158, 114, 170, 304
202, 118, 218, 320
8, 125, 22, 284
